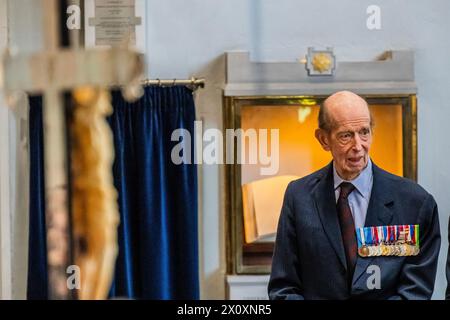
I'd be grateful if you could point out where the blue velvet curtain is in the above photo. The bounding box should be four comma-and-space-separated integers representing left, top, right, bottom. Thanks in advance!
27, 86, 199, 300
27, 95, 48, 300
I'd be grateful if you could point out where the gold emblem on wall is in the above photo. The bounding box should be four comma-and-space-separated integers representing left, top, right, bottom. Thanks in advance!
312, 53, 332, 73
305, 47, 336, 76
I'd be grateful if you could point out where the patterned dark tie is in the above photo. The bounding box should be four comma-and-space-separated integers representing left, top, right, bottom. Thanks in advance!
337, 182, 357, 286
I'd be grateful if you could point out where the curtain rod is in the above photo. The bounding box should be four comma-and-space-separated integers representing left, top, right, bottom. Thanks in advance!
140, 77, 205, 89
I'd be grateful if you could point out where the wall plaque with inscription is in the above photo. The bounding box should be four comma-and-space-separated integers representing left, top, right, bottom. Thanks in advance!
88, 0, 142, 46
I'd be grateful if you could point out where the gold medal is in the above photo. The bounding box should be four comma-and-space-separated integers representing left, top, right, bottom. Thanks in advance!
413, 246, 420, 256
367, 245, 374, 257
371, 246, 378, 256
399, 244, 407, 256
390, 246, 395, 256
404, 244, 412, 256
386, 245, 394, 256
380, 244, 389, 256
393, 244, 400, 256
399, 244, 405, 256
358, 245, 369, 257
376, 245, 382, 256
372, 245, 379, 257
398, 244, 405, 256
389, 244, 395, 256
407, 244, 416, 256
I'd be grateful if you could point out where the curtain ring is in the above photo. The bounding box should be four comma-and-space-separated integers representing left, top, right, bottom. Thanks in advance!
173, 78, 177, 86
157, 78, 161, 86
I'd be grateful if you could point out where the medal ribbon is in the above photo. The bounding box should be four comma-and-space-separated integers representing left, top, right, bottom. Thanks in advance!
374, 226, 379, 245
415, 224, 420, 247
366, 227, 373, 246
356, 228, 365, 248
387, 226, 391, 244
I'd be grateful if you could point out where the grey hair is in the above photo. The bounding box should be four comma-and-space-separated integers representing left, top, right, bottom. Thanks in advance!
318, 102, 333, 131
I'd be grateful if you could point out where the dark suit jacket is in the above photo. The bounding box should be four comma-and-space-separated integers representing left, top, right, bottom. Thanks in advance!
446, 219, 450, 300
268, 162, 441, 300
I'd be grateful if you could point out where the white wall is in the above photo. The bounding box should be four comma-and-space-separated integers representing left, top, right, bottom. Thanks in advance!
0, 0, 42, 299
143, 0, 450, 299
7, 0, 44, 54
0, 0, 11, 299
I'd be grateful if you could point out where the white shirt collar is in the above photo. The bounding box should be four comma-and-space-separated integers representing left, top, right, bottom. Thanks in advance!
333, 158, 373, 199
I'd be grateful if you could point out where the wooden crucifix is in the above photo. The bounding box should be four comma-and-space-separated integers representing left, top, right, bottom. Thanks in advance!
0, 0, 144, 299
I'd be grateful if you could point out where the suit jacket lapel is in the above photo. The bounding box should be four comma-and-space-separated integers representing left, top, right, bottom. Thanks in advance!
313, 163, 347, 271
352, 163, 395, 285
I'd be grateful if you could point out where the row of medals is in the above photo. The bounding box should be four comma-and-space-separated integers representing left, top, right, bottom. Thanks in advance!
358, 243, 420, 257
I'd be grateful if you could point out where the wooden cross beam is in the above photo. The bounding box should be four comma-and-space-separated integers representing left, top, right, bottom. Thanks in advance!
1, 48, 143, 93
0, 0, 144, 299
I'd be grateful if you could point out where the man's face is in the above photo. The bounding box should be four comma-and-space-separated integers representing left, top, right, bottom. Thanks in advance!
316, 92, 372, 180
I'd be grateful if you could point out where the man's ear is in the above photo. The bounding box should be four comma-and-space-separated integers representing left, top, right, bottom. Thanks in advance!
315, 129, 331, 151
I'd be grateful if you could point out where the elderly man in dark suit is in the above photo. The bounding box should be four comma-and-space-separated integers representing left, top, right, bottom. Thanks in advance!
268, 91, 441, 300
